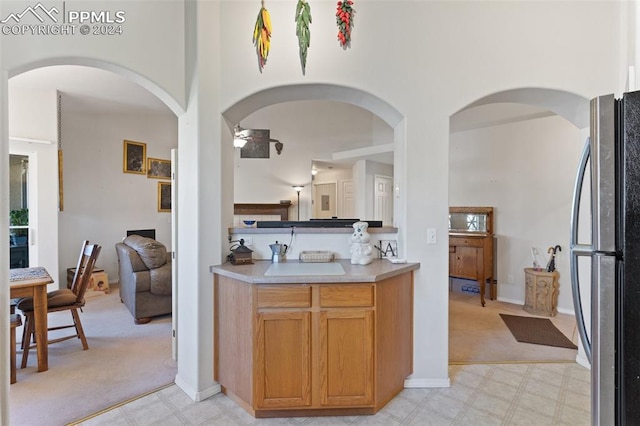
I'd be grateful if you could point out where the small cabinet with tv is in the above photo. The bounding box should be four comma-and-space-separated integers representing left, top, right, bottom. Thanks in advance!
449, 207, 495, 306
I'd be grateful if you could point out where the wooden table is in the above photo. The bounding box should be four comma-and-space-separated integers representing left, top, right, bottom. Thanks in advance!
10, 267, 53, 372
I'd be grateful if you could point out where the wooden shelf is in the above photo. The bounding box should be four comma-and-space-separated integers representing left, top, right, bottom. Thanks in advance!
234, 201, 291, 221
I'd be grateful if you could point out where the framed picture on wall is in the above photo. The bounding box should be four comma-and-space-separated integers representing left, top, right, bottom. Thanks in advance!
158, 181, 172, 212
377, 240, 398, 258
147, 158, 171, 179
123, 140, 147, 174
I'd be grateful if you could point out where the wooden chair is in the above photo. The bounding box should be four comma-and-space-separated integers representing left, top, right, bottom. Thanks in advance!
18, 241, 102, 368
10, 313, 22, 384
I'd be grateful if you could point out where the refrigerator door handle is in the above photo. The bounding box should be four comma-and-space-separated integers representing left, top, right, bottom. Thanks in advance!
570, 137, 592, 363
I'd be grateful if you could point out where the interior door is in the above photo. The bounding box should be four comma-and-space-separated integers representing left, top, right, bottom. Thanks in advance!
341, 180, 354, 218
374, 175, 393, 225
313, 183, 337, 219
9, 139, 59, 291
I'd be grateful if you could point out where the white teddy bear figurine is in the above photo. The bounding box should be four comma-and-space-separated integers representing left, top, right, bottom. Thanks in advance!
350, 221, 373, 265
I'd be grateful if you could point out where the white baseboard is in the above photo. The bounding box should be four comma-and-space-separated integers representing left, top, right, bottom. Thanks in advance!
557, 306, 576, 316
496, 296, 522, 305
174, 374, 221, 402
496, 296, 576, 316
404, 377, 450, 388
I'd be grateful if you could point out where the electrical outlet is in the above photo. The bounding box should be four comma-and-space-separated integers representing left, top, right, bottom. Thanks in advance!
427, 228, 437, 244
243, 237, 253, 246
508, 274, 514, 284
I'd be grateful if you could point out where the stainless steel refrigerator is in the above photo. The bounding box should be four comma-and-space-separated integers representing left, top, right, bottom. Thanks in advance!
571, 90, 640, 425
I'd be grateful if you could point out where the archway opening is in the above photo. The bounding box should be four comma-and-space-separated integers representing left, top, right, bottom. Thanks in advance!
447, 87, 589, 365
221, 83, 407, 243
6, 62, 182, 424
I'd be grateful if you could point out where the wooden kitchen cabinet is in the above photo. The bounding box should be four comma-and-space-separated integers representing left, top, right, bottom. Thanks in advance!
255, 310, 311, 408
319, 284, 374, 407
213, 272, 413, 417
449, 207, 495, 307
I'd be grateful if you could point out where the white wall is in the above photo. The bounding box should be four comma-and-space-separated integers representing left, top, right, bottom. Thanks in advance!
59, 99, 177, 286
219, 0, 623, 387
230, 230, 399, 261
8, 87, 57, 140
1, 0, 186, 112
0, 0, 629, 412
450, 114, 584, 313
234, 100, 393, 221
8, 87, 59, 291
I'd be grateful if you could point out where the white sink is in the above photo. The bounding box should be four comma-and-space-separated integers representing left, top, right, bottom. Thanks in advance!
264, 262, 345, 276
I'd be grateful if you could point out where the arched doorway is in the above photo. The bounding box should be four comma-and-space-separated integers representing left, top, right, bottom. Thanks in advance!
447, 88, 590, 365
2, 61, 184, 423
221, 83, 407, 253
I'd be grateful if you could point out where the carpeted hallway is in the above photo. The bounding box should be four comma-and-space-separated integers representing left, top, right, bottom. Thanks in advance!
449, 287, 579, 364
9, 285, 176, 426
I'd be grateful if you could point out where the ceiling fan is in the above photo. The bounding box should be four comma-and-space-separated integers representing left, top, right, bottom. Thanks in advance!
233, 125, 283, 155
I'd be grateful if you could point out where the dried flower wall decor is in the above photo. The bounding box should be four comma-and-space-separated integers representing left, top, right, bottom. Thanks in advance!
295, 0, 312, 74
336, 0, 354, 48
252, 1, 272, 71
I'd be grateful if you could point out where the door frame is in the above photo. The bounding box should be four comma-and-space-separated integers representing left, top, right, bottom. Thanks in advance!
312, 181, 338, 219
9, 138, 58, 286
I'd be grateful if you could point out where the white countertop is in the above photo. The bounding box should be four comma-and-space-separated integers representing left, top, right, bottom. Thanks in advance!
210, 258, 419, 284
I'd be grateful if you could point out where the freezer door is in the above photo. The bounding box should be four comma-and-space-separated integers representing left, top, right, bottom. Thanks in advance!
590, 94, 616, 253
621, 90, 640, 424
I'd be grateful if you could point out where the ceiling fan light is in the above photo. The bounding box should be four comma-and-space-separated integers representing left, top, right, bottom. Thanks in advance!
233, 137, 247, 148
233, 124, 249, 148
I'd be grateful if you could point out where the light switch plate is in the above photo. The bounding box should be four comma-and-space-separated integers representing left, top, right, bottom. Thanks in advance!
427, 228, 437, 244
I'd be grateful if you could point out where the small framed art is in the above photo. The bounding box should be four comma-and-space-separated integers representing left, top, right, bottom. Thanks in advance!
158, 181, 172, 212
123, 140, 147, 174
378, 240, 398, 258
147, 158, 171, 179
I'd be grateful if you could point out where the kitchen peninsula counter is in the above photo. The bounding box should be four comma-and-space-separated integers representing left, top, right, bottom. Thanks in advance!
210, 258, 418, 283
211, 259, 419, 418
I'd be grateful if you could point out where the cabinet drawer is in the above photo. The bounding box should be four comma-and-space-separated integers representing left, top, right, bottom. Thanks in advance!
257, 285, 311, 308
449, 237, 483, 248
320, 285, 374, 307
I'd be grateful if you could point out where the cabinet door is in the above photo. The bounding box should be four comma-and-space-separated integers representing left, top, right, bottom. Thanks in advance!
255, 311, 311, 408
454, 246, 480, 279
319, 309, 374, 407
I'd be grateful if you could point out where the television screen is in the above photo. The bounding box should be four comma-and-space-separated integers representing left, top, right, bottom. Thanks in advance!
126, 229, 156, 240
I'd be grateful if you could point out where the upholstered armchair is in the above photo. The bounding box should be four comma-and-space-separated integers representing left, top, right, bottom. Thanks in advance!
115, 235, 172, 324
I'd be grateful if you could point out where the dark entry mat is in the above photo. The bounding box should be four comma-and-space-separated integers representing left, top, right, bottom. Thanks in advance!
499, 314, 578, 349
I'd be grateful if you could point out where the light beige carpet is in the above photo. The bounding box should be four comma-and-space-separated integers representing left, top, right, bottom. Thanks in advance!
9, 286, 176, 426
449, 290, 579, 364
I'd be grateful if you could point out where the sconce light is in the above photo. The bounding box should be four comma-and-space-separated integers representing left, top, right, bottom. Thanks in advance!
292, 185, 304, 220
311, 168, 318, 176
233, 124, 284, 154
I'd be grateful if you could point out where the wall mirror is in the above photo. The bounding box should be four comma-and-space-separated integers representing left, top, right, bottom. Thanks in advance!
449, 207, 493, 234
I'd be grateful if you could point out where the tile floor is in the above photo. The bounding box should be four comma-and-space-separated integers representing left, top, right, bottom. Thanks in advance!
77, 362, 590, 425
